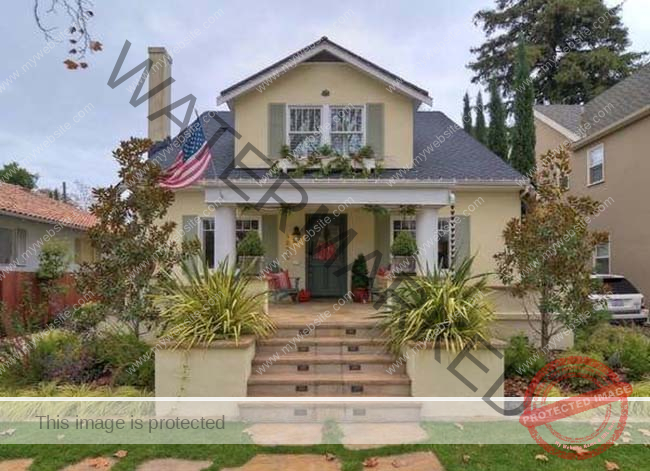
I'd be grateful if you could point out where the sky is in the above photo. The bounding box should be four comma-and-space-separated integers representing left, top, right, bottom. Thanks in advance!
0, 0, 648, 190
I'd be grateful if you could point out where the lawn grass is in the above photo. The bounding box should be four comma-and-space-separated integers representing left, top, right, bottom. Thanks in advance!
0, 444, 648, 470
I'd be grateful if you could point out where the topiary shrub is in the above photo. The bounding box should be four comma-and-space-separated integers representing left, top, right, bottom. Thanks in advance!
391, 231, 417, 257
236, 231, 265, 257
351, 254, 369, 290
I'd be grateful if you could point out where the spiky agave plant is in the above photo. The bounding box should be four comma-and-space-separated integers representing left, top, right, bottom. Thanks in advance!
377, 257, 494, 355
152, 257, 275, 348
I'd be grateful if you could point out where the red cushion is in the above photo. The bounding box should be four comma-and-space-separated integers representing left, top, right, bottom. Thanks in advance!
267, 270, 292, 290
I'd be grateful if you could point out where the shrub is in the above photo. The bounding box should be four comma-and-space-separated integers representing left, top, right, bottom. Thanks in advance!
504, 334, 547, 378
351, 254, 369, 290
378, 257, 494, 355
391, 231, 417, 257
152, 258, 275, 348
91, 331, 154, 390
579, 325, 650, 381
2, 329, 92, 386
36, 240, 69, 282
236, 231, 265, 257
64, 302, 106, 335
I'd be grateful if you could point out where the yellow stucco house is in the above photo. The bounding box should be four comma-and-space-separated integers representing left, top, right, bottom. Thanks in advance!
149, 37, 524, 296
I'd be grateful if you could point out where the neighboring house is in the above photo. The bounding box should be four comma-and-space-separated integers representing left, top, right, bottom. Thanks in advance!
534, 63, 650, 297
0, 182, 96, 272
150, 37, 524, 295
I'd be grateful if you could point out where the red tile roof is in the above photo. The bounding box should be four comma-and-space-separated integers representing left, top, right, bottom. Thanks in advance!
0, 183, 97, 230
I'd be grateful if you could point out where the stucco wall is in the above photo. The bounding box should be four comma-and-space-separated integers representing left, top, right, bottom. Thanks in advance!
232, 63, 415, 169
535, 119, 571, 163
165, 187, 521, 286
440, 189, 521, 281
0, 214, 92, 271
570, 116, 650, 297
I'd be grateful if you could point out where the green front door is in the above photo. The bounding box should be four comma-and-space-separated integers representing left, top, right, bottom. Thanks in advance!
306, 214, 348, 298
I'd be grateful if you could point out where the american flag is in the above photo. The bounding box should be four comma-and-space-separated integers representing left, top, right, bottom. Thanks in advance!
160, 118, 212, 189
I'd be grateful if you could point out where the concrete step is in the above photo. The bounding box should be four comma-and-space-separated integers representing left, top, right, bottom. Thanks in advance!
247, 372, 411, 397
238, 402, 423, 423
257, 337, 387, 356
251, 353, 403, 375
273, 322, 381, 339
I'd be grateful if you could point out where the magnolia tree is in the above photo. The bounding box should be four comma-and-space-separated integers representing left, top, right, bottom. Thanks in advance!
495, 148, 608, 349
77, 138, 197, 336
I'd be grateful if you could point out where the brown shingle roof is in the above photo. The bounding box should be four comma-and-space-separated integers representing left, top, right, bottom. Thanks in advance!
0, 183, 96, 230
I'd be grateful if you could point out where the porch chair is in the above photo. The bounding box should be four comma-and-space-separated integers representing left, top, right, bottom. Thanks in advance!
266, 269, 301, 304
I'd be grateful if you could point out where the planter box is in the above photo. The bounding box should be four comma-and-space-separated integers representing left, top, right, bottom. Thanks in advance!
391, 256, 417, 274
237, 256, 263, 276
278, 156, 378, 173
404, 340, 506, 417
154, 336, 256, 399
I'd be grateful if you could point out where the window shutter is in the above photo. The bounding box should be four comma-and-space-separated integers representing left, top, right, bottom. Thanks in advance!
268, 103, 286, 159
453, 216, 471, 269
374, 212, 391, 268
182, 215, 199, 242
366, 103, 384, 158
262, 215, 278, 269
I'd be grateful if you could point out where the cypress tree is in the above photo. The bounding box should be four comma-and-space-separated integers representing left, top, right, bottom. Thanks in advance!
474, 91, 487, 145
511, 38, 536, 175
462, 92, 473, 134
487, 81, 509, 161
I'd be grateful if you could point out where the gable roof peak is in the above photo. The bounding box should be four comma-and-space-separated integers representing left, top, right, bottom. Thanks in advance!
217, 36, 431, 107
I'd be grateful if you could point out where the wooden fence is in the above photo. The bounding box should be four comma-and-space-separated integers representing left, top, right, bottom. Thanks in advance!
0, 271, 88, 335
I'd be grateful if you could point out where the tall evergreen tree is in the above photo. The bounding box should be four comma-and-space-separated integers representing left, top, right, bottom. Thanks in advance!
511, 39, 536, 175
474, 92, 488, 145
487, 81, 509, 161
469, 0, 646, 103
462, 92, 473, 134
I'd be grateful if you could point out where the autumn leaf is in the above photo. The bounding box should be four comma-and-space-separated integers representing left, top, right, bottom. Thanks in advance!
80, 62, 89, 69
573, 447, 590, 457
535, 454, 549, 462
87, 457, 111, 469
454, 423, 464, 431
113, 450, 128, 458
64, 59, 79, 70
324, 453, 336, 462
363, 457, 379, 468
462, 454, 471, 464
605, 461, 620, 471
391, 458, 407, 468
90, 41, 103, 52
638, 428, 650, 437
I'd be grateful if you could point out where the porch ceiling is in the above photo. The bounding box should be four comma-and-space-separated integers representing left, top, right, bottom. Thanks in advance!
205, 181, 453, 207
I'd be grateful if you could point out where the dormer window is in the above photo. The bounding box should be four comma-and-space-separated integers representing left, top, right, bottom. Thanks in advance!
288, 106, 322, 156
287, 105, 365, 157
330, 106, 364, 155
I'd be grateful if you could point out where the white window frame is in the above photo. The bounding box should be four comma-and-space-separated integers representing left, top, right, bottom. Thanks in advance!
587, 143, 605, 186
286, 105, 323, 156
285, 104, 366, 157
0, 227, 27, 267
329, 105, 366, 155
593, 238, 611, 275
389, 216, 451, 267
235, 216, 262, 242
200, 218, 216, 267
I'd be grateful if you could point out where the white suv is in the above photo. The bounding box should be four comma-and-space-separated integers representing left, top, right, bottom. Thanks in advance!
590, 275, 648, 324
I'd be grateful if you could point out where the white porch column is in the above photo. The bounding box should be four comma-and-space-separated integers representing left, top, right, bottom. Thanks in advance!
416, 207, 439, 275
214, 206, 237, 268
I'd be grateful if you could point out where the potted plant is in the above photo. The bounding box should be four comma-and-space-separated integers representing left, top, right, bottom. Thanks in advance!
391, 231, 417, 274
351, 254, 370, 303
237, 231, 265, 275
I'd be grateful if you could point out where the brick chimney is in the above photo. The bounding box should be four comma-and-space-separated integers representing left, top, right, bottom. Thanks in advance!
147, 47, 172, 143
